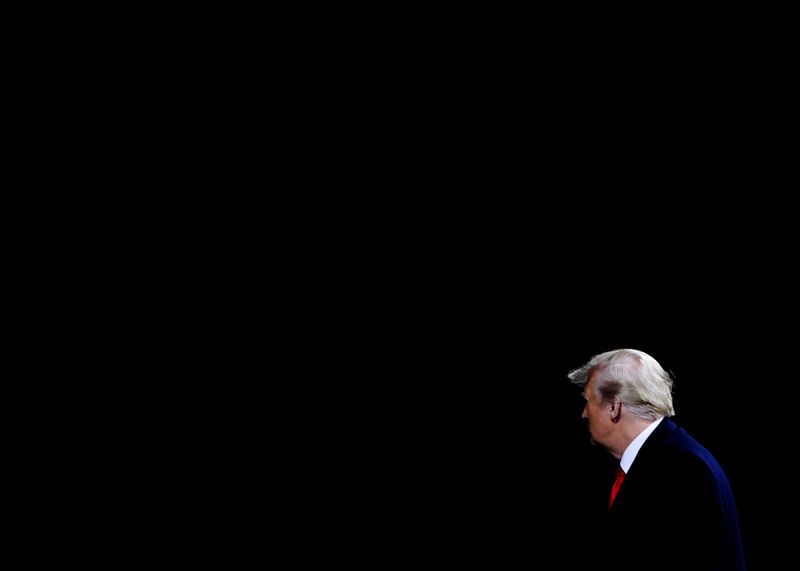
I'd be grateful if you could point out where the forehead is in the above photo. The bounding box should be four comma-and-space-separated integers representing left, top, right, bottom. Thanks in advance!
583, 371, 598, 398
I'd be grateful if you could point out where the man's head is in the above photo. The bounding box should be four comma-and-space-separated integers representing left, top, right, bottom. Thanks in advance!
568, 349, 675, 456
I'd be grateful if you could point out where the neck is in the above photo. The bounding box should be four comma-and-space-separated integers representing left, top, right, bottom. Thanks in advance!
608, 417, 656, 460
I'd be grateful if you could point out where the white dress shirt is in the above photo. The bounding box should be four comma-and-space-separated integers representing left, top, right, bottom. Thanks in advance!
619, 416, 664, 474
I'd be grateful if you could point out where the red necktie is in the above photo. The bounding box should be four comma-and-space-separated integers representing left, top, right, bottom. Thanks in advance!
608, 465, 625, 509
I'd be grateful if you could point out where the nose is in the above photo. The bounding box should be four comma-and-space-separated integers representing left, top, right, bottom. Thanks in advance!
581, 404, 588, 419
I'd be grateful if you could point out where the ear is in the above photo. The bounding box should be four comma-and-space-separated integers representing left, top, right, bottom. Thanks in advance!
609, 398, 622, 422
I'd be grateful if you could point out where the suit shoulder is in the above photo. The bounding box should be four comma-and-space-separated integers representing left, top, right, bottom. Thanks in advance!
660, 429, 733, 491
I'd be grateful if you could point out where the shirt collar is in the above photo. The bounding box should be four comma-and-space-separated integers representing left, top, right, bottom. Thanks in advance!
619, 416, 664, 473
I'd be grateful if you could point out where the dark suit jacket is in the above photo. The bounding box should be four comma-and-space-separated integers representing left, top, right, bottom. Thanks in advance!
595, 418, 745, 571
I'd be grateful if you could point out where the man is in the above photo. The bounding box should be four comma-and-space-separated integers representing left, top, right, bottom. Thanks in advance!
568, 349, 745, 571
